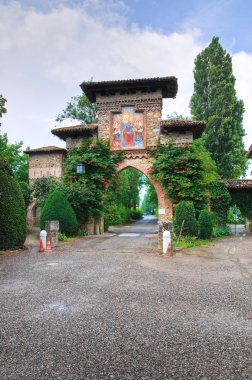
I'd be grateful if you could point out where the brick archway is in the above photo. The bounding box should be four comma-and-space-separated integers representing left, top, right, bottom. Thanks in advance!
116, 157, 173, 224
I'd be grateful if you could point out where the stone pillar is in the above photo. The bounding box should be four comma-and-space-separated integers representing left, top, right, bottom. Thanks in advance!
45, 220, 59, 247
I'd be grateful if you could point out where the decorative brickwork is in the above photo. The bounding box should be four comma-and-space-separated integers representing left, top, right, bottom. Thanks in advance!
26, 76, 206, 240
96, 91, 163, 148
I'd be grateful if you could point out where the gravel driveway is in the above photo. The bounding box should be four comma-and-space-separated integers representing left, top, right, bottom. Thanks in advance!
0, 217, 251, 379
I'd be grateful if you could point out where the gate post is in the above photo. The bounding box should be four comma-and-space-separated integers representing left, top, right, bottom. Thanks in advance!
158, 221, 173, 249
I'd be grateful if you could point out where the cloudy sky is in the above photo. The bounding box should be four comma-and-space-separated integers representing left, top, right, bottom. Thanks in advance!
0, 0, 251, 175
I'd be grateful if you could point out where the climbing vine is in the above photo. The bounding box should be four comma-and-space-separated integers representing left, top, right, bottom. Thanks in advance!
208, 181, 231, 225
151, 142, 207, 211
60, 138, 123, 223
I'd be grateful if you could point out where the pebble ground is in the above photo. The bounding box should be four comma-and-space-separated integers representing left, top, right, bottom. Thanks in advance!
0, 218, 251, 379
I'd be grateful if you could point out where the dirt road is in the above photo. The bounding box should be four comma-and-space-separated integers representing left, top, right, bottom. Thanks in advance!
0, 218, 251, 379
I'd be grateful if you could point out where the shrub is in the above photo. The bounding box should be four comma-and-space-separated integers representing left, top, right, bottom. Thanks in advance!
212, 225, 231, 238
129, 208, 143, 220
198, 210, 213, 239
40, 191, 78, 236
174, 201, 198, 237
0, 156, 27, 249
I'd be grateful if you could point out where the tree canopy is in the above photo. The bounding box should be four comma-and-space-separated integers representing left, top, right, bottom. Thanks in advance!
56, 94, 97, 124
0, 95, 7, 123
190, 37, 247, 179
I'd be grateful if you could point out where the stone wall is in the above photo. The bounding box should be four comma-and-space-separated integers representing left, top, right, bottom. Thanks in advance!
160, 131, 193, 145
28, 152, 65, 183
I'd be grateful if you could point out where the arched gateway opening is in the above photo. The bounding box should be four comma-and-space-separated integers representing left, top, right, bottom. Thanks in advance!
26, 76, 205, 243
116, 158, 172, 225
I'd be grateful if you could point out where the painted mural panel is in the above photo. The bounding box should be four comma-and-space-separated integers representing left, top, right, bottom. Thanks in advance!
112, 106, 145, 149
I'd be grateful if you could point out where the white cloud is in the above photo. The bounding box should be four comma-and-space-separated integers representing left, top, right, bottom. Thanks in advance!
0, 0, 251, 181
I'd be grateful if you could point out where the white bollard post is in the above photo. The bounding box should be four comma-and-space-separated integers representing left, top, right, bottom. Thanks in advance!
40, 230, 47, 250
163, 230, 171, 255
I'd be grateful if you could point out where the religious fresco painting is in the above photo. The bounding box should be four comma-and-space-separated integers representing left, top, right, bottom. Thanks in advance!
112, 106, 145, 149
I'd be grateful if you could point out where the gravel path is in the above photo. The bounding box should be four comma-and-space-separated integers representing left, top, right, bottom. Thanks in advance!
0, 218, 251, 379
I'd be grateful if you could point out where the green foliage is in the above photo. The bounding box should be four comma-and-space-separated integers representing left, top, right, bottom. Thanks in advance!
0, 133, 31, 208
198, 210, 213, 239
229, 190, 252, 220
129, 208, 143, 220
166, 112, 191, 120
0, 156, 27, 249
112, 168, 143, 210
56, 94, 97, 124
32, 177, 58, 208
78, 229, 88, 237
212, 225, 231, 238
40, 191, 78, 236
151, 142, 206, 212
191, 139, 219, 184
0, 95, 7, 124
174, 201, 198, 237
104, 204, 124, 230
209, 181, 231, 225
190, 36, 248, 178
58, 232, 68, 242
227, 206, 245, 224
59, 138, 123, 224
141, 181, 158, 214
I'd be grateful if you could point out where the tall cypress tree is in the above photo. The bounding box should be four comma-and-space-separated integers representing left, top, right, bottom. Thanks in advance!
190, 37, 247, 179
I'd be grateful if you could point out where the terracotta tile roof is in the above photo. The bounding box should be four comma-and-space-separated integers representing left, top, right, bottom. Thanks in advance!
80, 76, 178, 102
226, 179, 252, 189
51, 124, 98, 141
160, 119, 206, 139
24, 146, 66, 154
248, 144, 252, 159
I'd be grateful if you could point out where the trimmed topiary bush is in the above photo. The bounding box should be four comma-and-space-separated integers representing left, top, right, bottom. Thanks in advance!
198, 210, 213, 239
174, 201, 198, 237
0, 156, 27, 249
40, 190, 78, 236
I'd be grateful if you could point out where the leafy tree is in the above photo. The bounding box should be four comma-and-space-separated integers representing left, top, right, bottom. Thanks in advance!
191, 138, 219, 185
0, 156, 27, 249
32, 177, 58, 208
0, 134, 31, 207
114, 168, 143, 210
56, 94, 97, 124
141, 182, 158, 214
40, 191, 78, 236
0, 95, 7, 124
166, 112, 191, 120
0, 96, 30, 207
174, 201, 198, 237
190, 36, 247, 178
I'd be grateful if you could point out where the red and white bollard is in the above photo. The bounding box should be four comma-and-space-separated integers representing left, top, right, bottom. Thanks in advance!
163, 230, 172, 258
40, 230, 47, 251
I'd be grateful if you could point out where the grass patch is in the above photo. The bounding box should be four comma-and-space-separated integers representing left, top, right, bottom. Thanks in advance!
173, 236, 212, 249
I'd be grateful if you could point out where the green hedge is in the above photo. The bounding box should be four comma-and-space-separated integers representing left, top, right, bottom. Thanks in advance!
174, 201, 198, 237
198, 210, 213, 239
40, 190, 78, 236
0, 156, 27, 249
